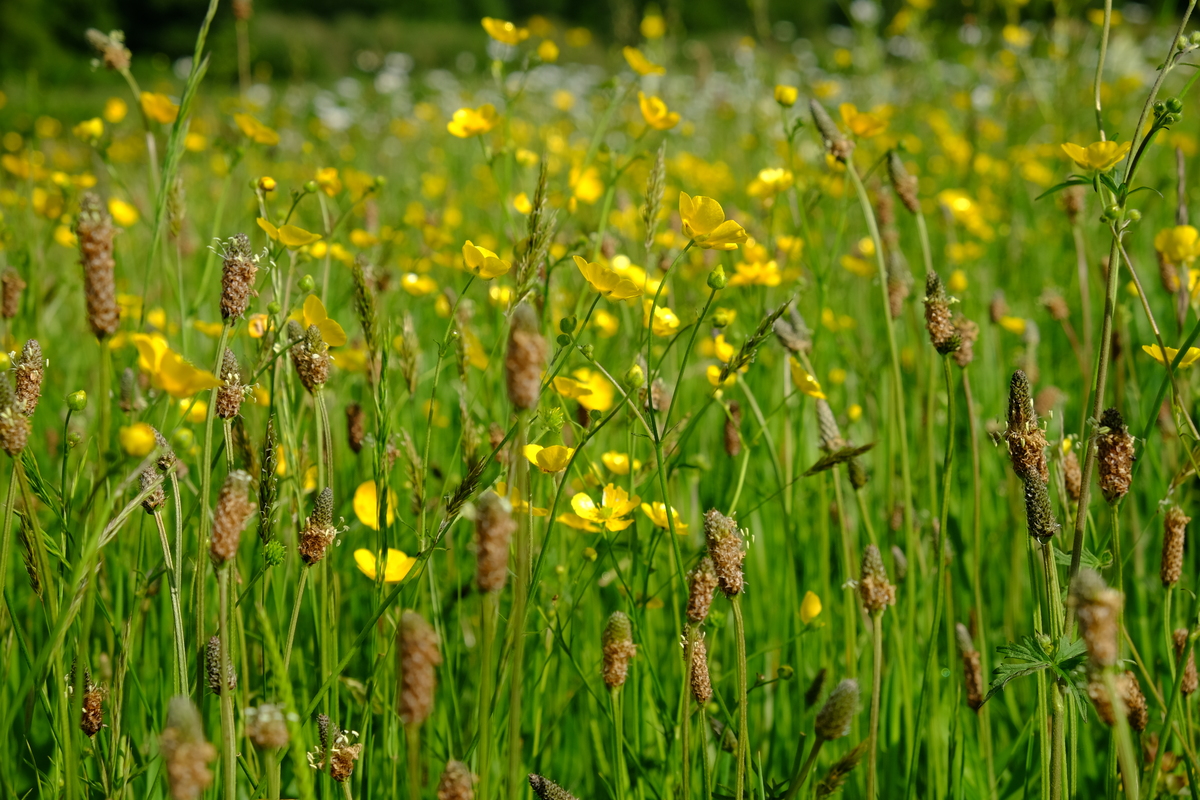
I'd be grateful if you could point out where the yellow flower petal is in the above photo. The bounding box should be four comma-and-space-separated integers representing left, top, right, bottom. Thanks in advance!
353, 480, 399, 530
354, 548, 415, 582
800, 590, 823, 624
788, 358, 825, 399
277, 225, 322, 248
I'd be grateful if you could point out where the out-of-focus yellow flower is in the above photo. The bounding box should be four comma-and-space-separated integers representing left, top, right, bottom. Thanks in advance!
641, 501, 688, 535
1002, 24, 1034, 48
623, 46, 665, 75
257, 217, 322, 248
593, 310, 619, 337
643, 301, 680, 337
247, 314, 270, 338
73, 118, 104, 142
574, 255, 641, 300
601, 451, 641, 475
315, 167, 342, 196
553, 376, 593, 402
185, 132, 208, 151
998, 316, 1027, 335
524, 444, 575, 473
948, 269, 968, 293
747, 168, 794, 197
570, 165, 604, 204
179, 398, 207, 423
103, 97, 127, 123
258, 176, 277, 192
463, 240, 512, 279
678, 192, 748, 250
571, 368, 613, 412
1060, 140, 1131, 172
537, 39, 559, 62
800, 590, 822, 624
789, 358, 825, 399
848, 403, 863, 421
571, 484, 641, 531
513, 192, 533, 214
401, 273, 438, 296
353, 480, 398, 530
354, 548, 415, 582
1087, 8, 1122, 25
131, 333, 223, 398
1142, 344, 1200, 368
448, 104, 499, 138
728, 260, 781, 287
109, 198, 138, 226
1155, 225, 1200, 264
641, 13, 666, 38
119, 423, 158, 457
482, 17, 530, 45
193, 320, 224, 338
558, 512, 600, 532
234, 113, 280, 146
839, 103, 887, 137
495, 481, 549, 517
774, 85, 798, 107
707, 364, 736, 387
638, 92, 680, 130
54, 225, 77, 248
140, 92, 179, 124
302, 294, 348, 346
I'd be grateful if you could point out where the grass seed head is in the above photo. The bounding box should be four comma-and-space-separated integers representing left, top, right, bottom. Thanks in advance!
724, 400, 742, 457
859, 544, 896, 614
923, 271, 960, 355
810, 99, 854, 161
299, 487, 335, 565
1175, 629, 1198, 695
1161, 505, 1188, 587
86, 28, 131, 71
1063, 446, 1082, 502
205, 635, 236, 695
704, 509, 745, 597
14, 338, 43, 417
1070, 569, 1121, 668
398, 609, 442, 727
1005, 370, 1049, 482
346, 402, 366, 454
219, 233, 258, 321
210, 470, 254, 565
437, 760, 478, 800
506, 302, 546, 411
1097, 407, 1134, 504
815, 678, 860, 741
689, 636, 712, 705
140, 466, 165, 514
529, 775, 579, 800
602, 610, 637, 689
475, 490, 516, 593
77, 192, 120, 340
245, 704, 289, 750
816, 399, 844, 453
887, 150, 920, 214
952, 315, 978, 368
1022, 474, 1059, 542
815, 740, 868, 799
1, 267, 25, 319
160, 696, 216, 800
215, 347, 245, 419
686, 556, 719, 623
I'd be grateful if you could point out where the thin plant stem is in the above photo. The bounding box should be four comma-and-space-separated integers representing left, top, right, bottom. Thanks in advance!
731, 594, 749, 800
282, 566, 310, 675
0, 461, 17, 625
153, 510, 188, 695
507, 411, 530, 800
479, 590, 497, 800
681, 625, 696, 800
611, 689, 628, 800
783, 738, 823, 800
218, 564, 236, 800
1143, 614, 1198, 798
867, 611, 884, 800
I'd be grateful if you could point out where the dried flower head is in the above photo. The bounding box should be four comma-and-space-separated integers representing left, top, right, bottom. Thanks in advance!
205, 635, 236, 695
437, 760, 478, 800
704, 509, 745, 597
475, 491, 516, 593
602, 610, 637, 689
952, 316, 978, 368
686, 557, 719, 624
14, 339, 44, 417
215, 348, 246, 419
160, 696, 217, 800
816, 398, 844, 453
1097, 407, 1134, 504
77, 193, 120, 340
989, 291, 1009, 324
1004, 370, 1049, 483
210, 470, 254, 565
506, 303, 546, 410
398, 609, 442, 727
346, 403, 366, 454
140, 466, 166, 514
690, 635, 712, 705
80, 672, 104, 736
955, 623, 984, 711
923, 272, 960, 355
887, 150, 919, 214
1, 267, 25, 319
1063, 446, 1082, 502
811, 99, 854, 162
1124, 671, 1149, 733
724, 401, 742, 457
1175, 629, 1198, 696
859, 544, 896, 614
258, 419, 277, 544
1070, 570, 1122, 668
1022, 473, 1059, 542
299, 487, 336, 565
86, 29, 132, 71
0, 374, 29, 457
219, 234, 259, 321
245, 704, 290, 750
1162, 506, 1189, 587
528, 775, 579, 800
815, 678, 860, 741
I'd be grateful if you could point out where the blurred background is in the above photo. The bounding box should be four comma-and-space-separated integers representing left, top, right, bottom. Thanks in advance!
0, 0, 1186, 83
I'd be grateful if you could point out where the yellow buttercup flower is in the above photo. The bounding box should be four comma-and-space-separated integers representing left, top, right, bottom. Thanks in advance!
538, 39, 559, 62
494, 481, 549, 517
315, 167, 342, 196
678, 192, 749, 250
643, 301, 680, 337
108, 198, 139, 227
131, 333, 223, 399
570, 484, 641, 532
641, 13, 666, 38
747, 168, 794, 197
640, 501, 688, 535
103, 97, 127, 123
601, 451, 641, 475
179, 398, 207, 424
574, 255, 641, 300
463, 240, 512, 279
302, 294, 348, 347
482, 17, 530, 46
1142, 344, 1200, 368
353, 480, 399, 530
448, 104, 499, 138
401, 273, 438, 296
1155, 225, 1200, 264
838, 103, 887, 137
638, 92, 680, 131
119, 423, 158, 458
233, 112, 280, 146
523, 444, 575, 473
73, 118, 104, 142
570, 368, 613, 412
1060, 140, 1131, 172
788, 358, 825, 399
257, 217, 322, 248
800, 590, 823, 624
140, 92, 179, 124
707, 364, 736, 387
623, 46, 665, 75
774, 85, 798, 107
354, 548, 416, 582
998, 316, 1027, 336
728, 260, 781, 287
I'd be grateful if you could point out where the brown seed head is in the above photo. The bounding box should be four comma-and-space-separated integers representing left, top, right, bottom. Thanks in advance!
398, 610, 442, 727
690, 636, 713, 705
437, 761, 477, 800
346, 403, 366, 454
14, 339, 43, 417
724, 400, 742, 457
0, 383, 29, 457
86, 29, 132, 71
923, 272, 960, 355
815, 678, 860, 741
602, 610, 637, 689
1070, 569, 1122, 668
231, 0, 253, 21
859, 544, 896, 614
245, 704, 290, 750
989, 291, 1009, 324
1175, 629, 1198, 696
475, 491, 515, 593
811, 100, 854, 161
686, 557, 719, 624
1004, 370, 1049, 482
77, 193, 120, 340
816, 398, 844, 452
1063, 446, 1082, 502
1097, 407, 1134, 504
219, 234, 258, 321
506, 303, 546, 411
887, 150, 920, 214
1, 267, 25, 319
952, 316, 978, 368
205, 635, 236, 695
1125, 671, 1148, 733
140, 466, 166, 514
81, 674, 104, 736
329, 733, 363, 783
215, 348, 245, 419
955, 624, 984, 711
1022, 474, 1059, 542
160, 697, 217, 800
299, 487, 336, 565
704, 509, 745, 597
1162, 506, 1188, 587
210, 470, 254, 565
1159, 248, 1183, 293
528, 774, 579, 800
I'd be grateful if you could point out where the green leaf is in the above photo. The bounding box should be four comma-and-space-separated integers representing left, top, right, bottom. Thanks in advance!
1035, 179, 1091, 202
1127, 185, 1164, 199
983, 634, 1087, 706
